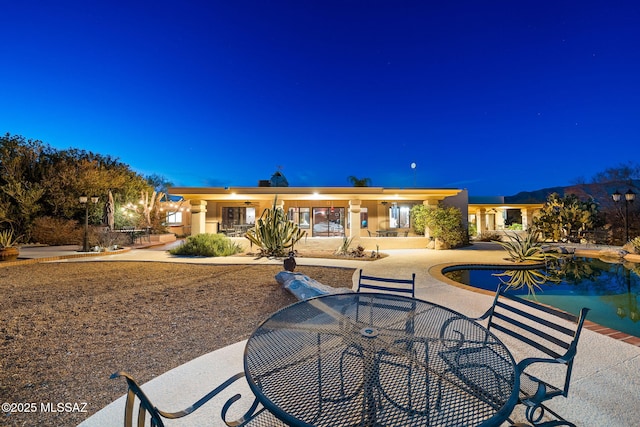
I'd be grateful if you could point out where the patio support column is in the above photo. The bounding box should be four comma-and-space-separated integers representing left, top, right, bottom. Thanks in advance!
189, 199, 207, 236
477, 208, 487, 235
521, 208, 533, 231
349, 200, 361, 238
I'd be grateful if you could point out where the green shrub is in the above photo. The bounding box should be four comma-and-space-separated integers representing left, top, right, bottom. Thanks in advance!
169, 233, 243, 257
507, 223, 523, 230
31, 216, 83, 245
412, 204, 467, 248
468, 222, 477, 236
410, 204, 428, 235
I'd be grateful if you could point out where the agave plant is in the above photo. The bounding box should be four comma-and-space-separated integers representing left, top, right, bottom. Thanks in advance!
493, 268, 552, 294
494, 231, 552, 263
244, 196, 306, 257
0, 229, 20, 248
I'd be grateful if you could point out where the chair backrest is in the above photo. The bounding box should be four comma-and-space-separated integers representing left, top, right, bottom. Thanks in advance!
485, 286, 590, 396
112, 371, 169, 427
111, 371, 272, 427
357, 269, 415, 298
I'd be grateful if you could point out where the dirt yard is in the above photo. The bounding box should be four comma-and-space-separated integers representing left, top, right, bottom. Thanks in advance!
0, 261, 355, 426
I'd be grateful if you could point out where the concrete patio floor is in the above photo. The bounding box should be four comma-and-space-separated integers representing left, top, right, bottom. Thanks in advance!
19, 243, 640, 426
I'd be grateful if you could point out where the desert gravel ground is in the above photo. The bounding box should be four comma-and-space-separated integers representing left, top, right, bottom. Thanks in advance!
0, 261, 355, 427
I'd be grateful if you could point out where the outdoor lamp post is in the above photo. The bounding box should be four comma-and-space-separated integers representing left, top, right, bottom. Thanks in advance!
612, 189, 636, 243
80, 196, 99, 252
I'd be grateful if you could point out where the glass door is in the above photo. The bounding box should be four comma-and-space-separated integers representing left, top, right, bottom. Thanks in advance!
312, 207, 345, 237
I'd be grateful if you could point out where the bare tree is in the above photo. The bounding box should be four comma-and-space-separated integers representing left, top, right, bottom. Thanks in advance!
591, 162, 640, 184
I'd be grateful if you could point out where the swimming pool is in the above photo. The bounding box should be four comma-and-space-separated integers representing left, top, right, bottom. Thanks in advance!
443, 257, 640, 338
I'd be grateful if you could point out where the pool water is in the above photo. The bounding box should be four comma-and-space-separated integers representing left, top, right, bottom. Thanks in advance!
444, 257, 640, 338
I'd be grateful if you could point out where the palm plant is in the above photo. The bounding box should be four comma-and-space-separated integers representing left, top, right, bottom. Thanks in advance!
347, 176, 372, 187
245, 196, 306, 257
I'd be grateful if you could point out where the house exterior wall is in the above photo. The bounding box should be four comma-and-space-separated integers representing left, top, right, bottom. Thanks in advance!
164, 186, 542, 247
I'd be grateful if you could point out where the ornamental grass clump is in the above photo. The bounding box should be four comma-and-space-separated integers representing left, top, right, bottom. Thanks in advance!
335, 237, 354, 255
169, 233, 243, 257
335, 236, 367, 258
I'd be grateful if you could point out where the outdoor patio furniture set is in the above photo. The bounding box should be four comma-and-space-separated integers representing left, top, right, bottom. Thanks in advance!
112, 269, 589, 427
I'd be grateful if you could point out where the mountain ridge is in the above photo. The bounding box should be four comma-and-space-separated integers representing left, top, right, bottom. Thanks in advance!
505, 180, 640, 204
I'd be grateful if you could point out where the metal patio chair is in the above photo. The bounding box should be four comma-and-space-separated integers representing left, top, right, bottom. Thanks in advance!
355, 270, 417, 352
475, 285, 590, 426
111, 371, 285, 427
357, 268, 416, 298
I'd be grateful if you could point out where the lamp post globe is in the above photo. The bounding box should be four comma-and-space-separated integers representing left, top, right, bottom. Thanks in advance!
612, 189, 635, 243
625, 189, 636, 203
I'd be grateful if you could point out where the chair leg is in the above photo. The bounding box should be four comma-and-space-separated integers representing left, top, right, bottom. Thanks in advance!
524, 402, 576, 427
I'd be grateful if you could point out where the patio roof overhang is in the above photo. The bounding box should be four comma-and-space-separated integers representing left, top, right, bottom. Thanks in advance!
169, 186, 464, 203
467, 202, 544, 213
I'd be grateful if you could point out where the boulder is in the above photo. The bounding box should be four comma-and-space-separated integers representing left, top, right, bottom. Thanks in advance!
434, 238, 450, 250
622, 242, 638, 254
598, 248, 628, 260
275, 271, 354, 301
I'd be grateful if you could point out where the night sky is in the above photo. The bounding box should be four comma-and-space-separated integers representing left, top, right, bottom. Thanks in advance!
2, 1, 639, 196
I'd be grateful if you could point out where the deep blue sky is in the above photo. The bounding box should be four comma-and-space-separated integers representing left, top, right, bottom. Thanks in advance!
2, 1, 639, 196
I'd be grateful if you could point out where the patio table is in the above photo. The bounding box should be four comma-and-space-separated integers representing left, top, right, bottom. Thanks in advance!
244, 293, 519, 426
114, 227, 150, 244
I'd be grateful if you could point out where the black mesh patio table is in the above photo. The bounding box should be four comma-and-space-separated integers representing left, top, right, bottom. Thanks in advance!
244, 293, 519, 427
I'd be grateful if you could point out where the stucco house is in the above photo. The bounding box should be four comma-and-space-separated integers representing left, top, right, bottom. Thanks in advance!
166, 183, 543, 250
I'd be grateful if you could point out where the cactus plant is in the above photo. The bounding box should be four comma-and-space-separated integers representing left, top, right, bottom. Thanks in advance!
244, 196, 306, 257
